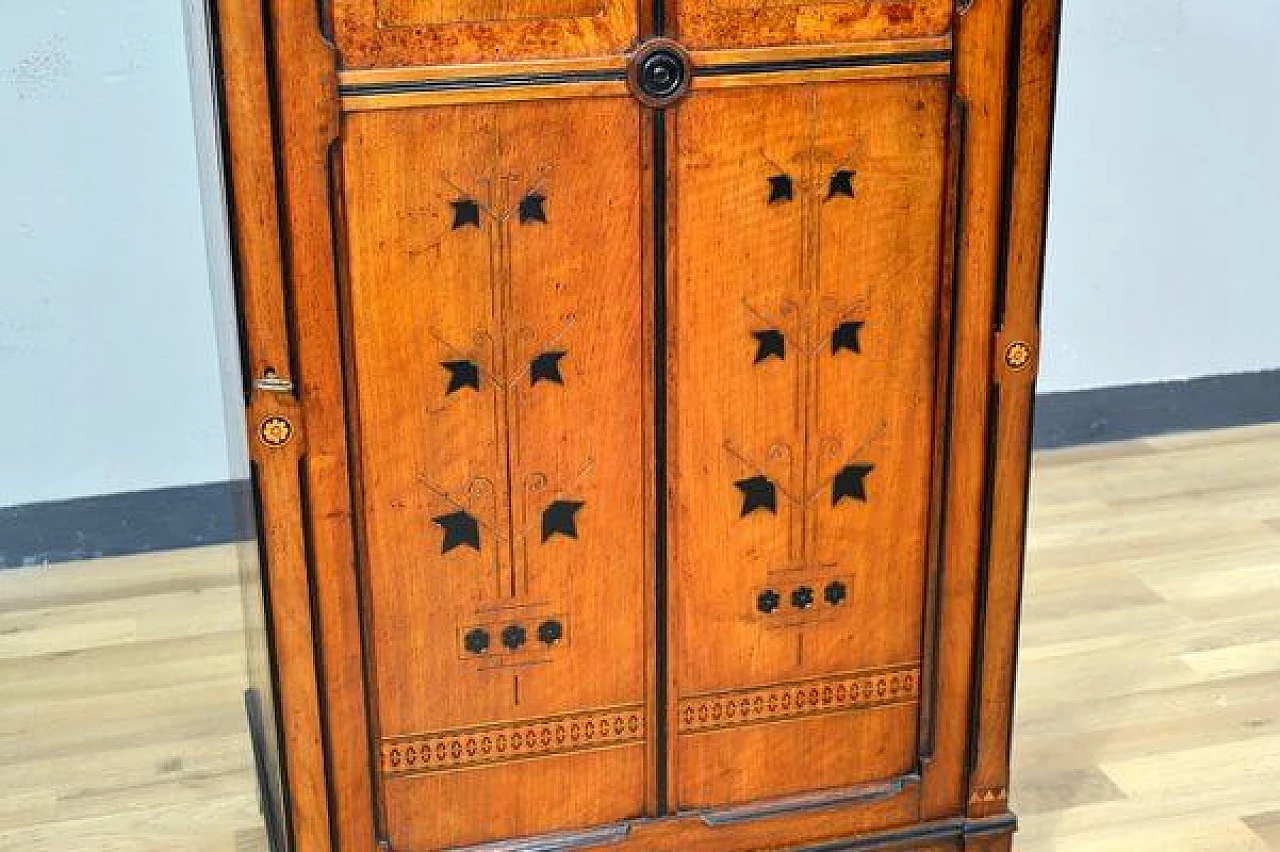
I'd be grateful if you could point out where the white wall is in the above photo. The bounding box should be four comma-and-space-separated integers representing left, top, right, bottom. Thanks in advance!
1040, 0, 1280, 392
2, 1, 1279, 506
0, 1, 233, 507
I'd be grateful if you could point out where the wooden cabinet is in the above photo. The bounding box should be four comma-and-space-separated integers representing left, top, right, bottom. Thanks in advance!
213, 1, 1061, 850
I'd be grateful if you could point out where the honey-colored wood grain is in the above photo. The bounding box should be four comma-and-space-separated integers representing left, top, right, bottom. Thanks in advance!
668, 77, 951, 809
212, 3, 335, 850
234, 1, 379, 849
338, 96, 651, 849
916, 0, 1020, 824
968, 0, 1064, 822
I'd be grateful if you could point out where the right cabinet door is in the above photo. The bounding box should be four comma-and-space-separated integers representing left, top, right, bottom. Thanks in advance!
669, 75, 953, 809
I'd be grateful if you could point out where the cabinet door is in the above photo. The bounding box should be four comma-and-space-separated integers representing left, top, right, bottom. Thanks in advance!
340, 98, 653, 850
668, 76, 954, 808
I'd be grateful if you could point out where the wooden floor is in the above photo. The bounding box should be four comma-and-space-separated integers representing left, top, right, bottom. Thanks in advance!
1, 423, 1278, 851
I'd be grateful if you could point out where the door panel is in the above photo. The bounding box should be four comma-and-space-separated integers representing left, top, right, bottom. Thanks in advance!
340, 97, 651, 850
675, 0, 952, 53
332, 0, 639, 68
669, 77, 951, 808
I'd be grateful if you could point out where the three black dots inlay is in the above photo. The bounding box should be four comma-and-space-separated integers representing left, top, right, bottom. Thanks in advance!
757, 581, 849, 615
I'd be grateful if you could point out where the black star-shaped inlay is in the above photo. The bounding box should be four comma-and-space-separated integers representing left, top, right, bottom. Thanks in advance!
767, 174, 794, 204
441, 360, 480, 395
518, 192, 547, 224
826, 169, 856, 200
542, 500, 584, 542
433, 510, 480, 553
752, 329, 785, 364
832, 463, 874, 505
735, 475, 777, 517
530, 351, 566, 385
451, 198, 481, 229
831, 320, 864, 355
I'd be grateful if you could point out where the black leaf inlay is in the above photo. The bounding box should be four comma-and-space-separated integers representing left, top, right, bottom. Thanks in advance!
832, 463, 874, 505
441, 360, 481, 395
831, 320, 864, 355
451, 198, 481, 229
530, 351, 566, 386
735, 475, 777, 517
826, 169, 856, 200
434, 510, 480, 554
767, 174, 794, 204
542, 500, 584, 542
518, 192, 548, 224
752, 329, 786, 364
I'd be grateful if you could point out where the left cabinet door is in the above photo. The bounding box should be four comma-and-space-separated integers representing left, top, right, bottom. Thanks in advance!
339, 99, 653, 850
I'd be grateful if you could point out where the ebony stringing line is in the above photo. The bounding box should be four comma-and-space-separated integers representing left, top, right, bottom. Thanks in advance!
337, 50, 953, 98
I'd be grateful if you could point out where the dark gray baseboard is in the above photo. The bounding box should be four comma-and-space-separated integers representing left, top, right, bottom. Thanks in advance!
2, 369, 1276, 569
0, 480, 254, 569
1033, 368, 1280, 450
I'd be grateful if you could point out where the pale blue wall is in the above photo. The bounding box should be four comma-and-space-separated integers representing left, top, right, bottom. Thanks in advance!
0, 1, 233, 507
1039, 0, 1280, 392
1, 1, 1279, 506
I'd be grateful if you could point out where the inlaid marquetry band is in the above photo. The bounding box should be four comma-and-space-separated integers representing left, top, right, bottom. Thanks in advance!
678, 663, 920, 735
380, 704, 645, 777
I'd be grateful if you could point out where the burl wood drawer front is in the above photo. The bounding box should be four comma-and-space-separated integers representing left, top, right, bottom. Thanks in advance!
331, 0, 640, 68
675, 0, 952, 53
339, 97, 651, 850
669, 76, 951, 809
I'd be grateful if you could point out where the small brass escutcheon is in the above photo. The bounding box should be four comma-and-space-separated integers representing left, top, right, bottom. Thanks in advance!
259, 415, 294, 448
1004, 341, 1033, 371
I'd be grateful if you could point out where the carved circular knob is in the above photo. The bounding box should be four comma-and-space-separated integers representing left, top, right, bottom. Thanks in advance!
537, 619, 564, 646
757, 589, 781, 614
791, 586, 815, 610
501, 624, 528, 651
464, 628, 491, 655
628, 39, 692, 108
824, 580, 848, 606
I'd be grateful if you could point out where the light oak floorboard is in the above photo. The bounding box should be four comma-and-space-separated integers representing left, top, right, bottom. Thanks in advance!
1013, 422, 1280, 851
